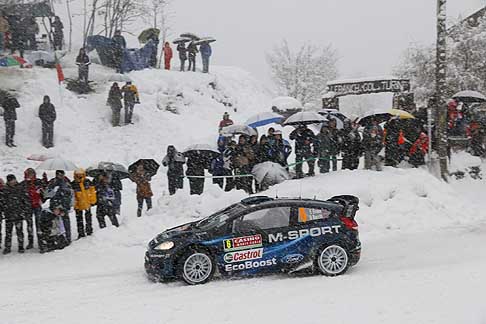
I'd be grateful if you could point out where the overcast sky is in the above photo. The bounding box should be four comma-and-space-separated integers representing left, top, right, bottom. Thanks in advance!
172, 0, 485, 86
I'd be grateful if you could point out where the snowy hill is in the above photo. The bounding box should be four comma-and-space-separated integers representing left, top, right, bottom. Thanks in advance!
1, 61, 486, 324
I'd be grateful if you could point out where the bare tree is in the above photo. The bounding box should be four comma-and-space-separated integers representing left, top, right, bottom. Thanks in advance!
266, 40, 339, 106
99, 0, 142, 38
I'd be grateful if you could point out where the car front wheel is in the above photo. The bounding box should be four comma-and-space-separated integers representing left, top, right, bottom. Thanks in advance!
179, 250, 215, 285
316, 244, 349, 276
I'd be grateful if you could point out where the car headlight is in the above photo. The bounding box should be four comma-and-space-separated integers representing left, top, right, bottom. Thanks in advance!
154, 241, 174, 250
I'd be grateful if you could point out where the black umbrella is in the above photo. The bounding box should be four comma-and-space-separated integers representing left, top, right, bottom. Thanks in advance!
128, 159, 160, 177
173, 37, 192, 44
86, 162, 130, 180
358, 112, 392, 127
180, 32, 200, 40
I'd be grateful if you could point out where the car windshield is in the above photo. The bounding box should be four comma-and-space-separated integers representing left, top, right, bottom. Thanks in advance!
195, 203, 247, 230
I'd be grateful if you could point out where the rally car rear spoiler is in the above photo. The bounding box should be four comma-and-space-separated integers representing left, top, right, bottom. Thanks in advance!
327, 195, 359, 219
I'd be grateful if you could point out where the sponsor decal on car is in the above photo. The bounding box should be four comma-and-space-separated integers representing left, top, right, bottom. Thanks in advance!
224, 258, 277, 272
223, 234, 262, 252
224, 248, 263, 263
268, 226, 341, 243
282, 254, 304, 264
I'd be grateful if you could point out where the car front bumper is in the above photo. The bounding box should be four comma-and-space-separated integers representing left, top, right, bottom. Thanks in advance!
144, 251, 178, 281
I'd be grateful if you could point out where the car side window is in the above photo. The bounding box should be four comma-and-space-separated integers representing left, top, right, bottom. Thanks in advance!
237, 207, 291, 231
297, 207, 332, 223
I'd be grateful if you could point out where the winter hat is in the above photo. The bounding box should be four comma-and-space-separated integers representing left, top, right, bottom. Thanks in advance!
6, 174, 16, 182
56, 170, 65, 176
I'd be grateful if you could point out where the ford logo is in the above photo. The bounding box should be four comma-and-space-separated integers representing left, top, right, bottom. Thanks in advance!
282, 254, 304, 264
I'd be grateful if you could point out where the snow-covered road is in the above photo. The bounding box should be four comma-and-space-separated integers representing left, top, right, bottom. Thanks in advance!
2, 224, 485, 324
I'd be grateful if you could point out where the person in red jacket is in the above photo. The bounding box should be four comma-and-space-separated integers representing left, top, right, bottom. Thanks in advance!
409, 132, 429, 167
163, 42, 173, 70
218, 112, 234, 132
20, 168, 46, 250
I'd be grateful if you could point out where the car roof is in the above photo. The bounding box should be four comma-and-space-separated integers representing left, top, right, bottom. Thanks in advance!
240, 196, 343, 212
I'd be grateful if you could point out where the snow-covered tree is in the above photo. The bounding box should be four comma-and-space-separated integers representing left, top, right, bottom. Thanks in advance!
266, 40, 338, 106
395, 16, 486, 106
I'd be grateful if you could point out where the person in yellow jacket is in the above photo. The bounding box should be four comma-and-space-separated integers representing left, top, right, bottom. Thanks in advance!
121, 81, 140, 125
71, 169, 96, 239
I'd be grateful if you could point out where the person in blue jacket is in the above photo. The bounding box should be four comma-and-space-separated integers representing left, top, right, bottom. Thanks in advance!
199, 42, 212, 73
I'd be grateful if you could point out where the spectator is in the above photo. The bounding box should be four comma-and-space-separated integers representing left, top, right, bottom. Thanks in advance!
187, 41, 198, 72
130, 164, 153, 217
255, 135, 272, 163
185, 150, 206, 195
270, 130, 292, 167
95, 173, 119, 227
467, 120, 485, 157
3, 95, 19, 147
384, 118, 404, 167
72, 169, 96, 239
76, 48, 91, 85
0, 11, 9, 53
267, 128, 276, 145
316, 120, 341, 173
112, 30, 126, 73
341, 119, 362, 170
3, 174, 29, 254
409, 131, 429, 167
20, 168, 45, 250
362, 119, 384, 171
121, 81, 139, 125
200, 42, 212, 73
46, 170, 73, 243
25, 16, 38, 50
51, 16, 63, 50
162, 145, 185, 195
107, 82, 123, 127
38, 95, 56, 148
163, 42, 173, 70
218, 112, 234, 132
289, 125, 316, 178
176, 42, 187, 71
233, 136, 255, 194
106, 171, 123, 216
38, 205, 68, 253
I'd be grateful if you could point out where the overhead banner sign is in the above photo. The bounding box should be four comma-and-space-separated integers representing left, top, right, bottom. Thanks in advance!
326, 79, 411, 97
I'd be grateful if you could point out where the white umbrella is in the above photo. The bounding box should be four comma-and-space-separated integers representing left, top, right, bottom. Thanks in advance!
252, 162, 290, 185
36, 157, 78, 171
452, 90, 486, 103
318, 109, 349, 130
284, 111, 328, 126
245, 112, 284, 128
271, 96, 303, 111
183, 144, 220, 154
109, 73, 132, 83
25, 51, 55, 63
221, 124, 258, 137
194, 37, 216, 46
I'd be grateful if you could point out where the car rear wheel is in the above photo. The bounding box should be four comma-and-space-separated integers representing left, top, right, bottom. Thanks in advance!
180, 250, 215, 285
316, 244, 349, 276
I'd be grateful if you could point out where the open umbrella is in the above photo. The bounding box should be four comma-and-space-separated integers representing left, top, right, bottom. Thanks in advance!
86, 162, 129, 180
452, 90, 486, 103
138, 28, 160, 43
128, 159, 160, 177
245, 112, 284, 128
252, 162, 290, 186
108, 73, 132, 83
37, 157, 78, 171
284, 111, 328, 126
194, 37, 216, 46
0, 56, 22, 67
318, 109, 349, 129
389, 109, 415, 119
25, 51, 55, 64
180, 32, 200, 40
221, 124, 258, 137
271, 96, 303, 111
358, 111, 392, 127
173, 37, 192, 44
183, 144, 220, 154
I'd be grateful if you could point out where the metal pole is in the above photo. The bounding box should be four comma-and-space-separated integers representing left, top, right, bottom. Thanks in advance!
83, 0, 87, 47
436, 0, 449, 181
